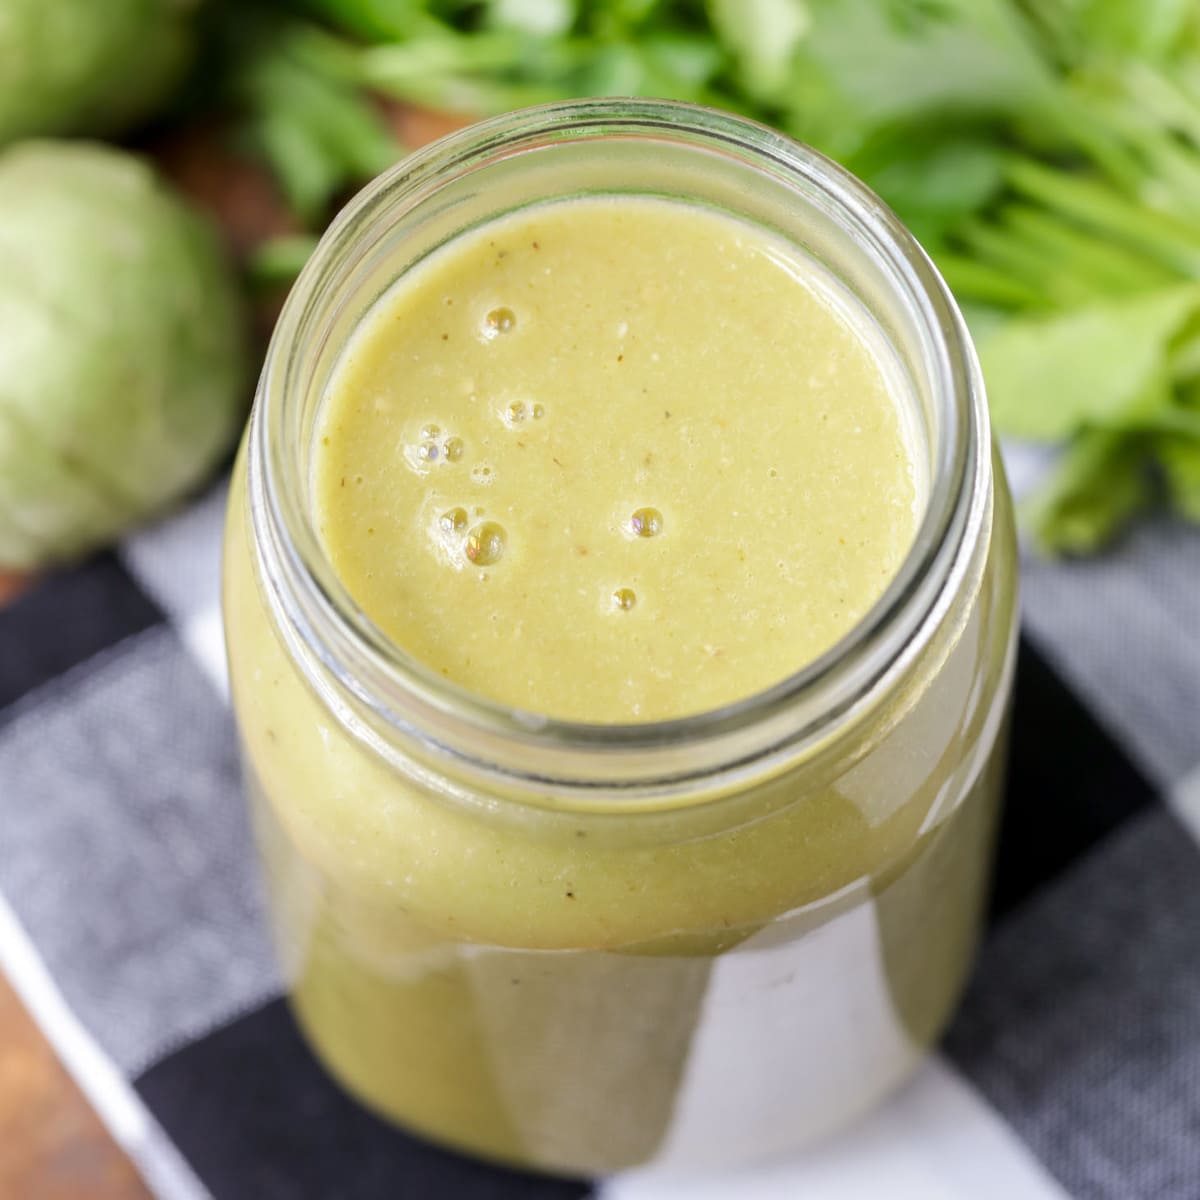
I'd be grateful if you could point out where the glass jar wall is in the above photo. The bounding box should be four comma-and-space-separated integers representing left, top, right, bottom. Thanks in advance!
222, 100, 1019, 1175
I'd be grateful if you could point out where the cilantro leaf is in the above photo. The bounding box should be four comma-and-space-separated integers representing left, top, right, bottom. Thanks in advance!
981, 285, 1200, 440
707, 0, 810, 103
1158, 432, 1200, 520
1023, 429, 1153, 554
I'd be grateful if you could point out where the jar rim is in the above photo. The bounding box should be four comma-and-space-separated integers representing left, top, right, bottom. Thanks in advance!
249, 97, 990, 796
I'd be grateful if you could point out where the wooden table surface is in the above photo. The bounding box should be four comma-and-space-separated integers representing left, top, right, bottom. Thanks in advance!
0, 974, 150, 1200
0, 103, 469, 1199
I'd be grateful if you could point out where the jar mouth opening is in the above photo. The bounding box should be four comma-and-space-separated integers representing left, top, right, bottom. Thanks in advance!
251, 98, 988, 782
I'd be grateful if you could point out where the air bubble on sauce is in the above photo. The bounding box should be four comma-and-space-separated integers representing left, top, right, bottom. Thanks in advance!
466, 522, 506, 566
612, 588, 637, 611
484, 307, 517, 338
503, 401, 527, 426
421, 423, 441, 439
444, 436, 464, 461
630, 507, 663, 538
440, 507, 468, 535
471, 463, 495, 485
532, 403, 545, 420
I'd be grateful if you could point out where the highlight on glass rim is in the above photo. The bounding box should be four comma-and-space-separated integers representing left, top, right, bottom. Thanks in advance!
0, 4, 1194, 1198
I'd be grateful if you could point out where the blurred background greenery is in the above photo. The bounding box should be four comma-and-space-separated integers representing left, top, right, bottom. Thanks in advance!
2, 0, 1200, 568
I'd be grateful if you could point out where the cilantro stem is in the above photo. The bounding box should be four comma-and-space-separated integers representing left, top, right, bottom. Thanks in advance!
956, 216, 1102, 306
999, 204, 1180, 293
935, 253, 1048, 308
1103, 407, 1200, 438
1006, 157, 1200, 276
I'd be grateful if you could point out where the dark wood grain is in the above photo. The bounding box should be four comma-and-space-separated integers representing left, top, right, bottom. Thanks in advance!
0, 974, 151, 1200
0, 571, 32, 604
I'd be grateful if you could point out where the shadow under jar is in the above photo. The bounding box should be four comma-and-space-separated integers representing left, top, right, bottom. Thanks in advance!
222, 99, 1018, 1176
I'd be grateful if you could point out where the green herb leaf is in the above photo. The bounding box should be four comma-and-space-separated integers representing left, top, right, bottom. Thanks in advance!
247, 234, 322, 289
1027, 0, 1199, 66
707, 0, 810, 102
1158, 432, 1200, 520
228, 19, 402, 220
485, 0, 578, 38
294, 0, 444, 42
1023, 429, 1152, 554
858, 136, 1007, 245
981, 285, 1200, 440
779, 0, 1052, 155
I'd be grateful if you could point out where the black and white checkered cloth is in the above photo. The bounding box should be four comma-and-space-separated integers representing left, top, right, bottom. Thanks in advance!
1, 444, 1198, 1200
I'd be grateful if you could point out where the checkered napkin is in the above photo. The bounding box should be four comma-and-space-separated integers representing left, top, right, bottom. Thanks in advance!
1, 444, 1198, 1200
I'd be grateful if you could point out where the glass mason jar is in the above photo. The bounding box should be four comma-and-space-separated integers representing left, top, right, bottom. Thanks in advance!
223, 99, 1018, 1176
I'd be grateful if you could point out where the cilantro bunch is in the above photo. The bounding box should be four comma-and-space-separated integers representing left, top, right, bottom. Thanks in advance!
216, 0, 1200, 552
